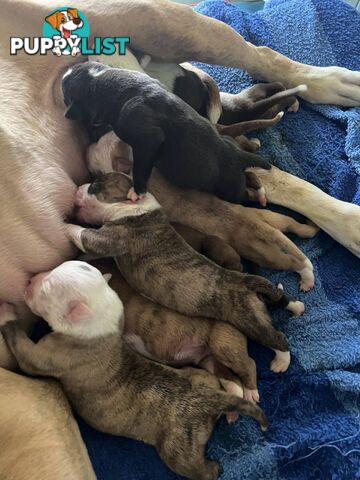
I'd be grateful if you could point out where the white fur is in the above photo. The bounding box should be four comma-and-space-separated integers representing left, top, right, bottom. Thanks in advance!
75, 183, 161, 225
66, 224, 86, 252
297, 258, 315, 292
24, 261, 124, 340
270, 350, 291, 373
62, 68, 73, 80
286, 300, 305, 316
89, 68, 105, 78
86, 131, 133, 176
207, 102, 222, 124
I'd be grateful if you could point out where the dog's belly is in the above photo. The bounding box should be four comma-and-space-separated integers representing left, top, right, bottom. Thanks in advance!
0, 57, 89, 302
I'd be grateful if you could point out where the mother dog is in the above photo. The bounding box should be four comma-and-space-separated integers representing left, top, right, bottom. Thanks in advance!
0, 0, 359, 477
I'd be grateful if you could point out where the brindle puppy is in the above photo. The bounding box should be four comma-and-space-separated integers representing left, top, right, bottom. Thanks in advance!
67, 173, 305, 372
1, 261, 267, 480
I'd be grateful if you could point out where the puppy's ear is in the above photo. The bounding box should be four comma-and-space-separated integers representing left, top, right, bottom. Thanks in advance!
45, 11, 60, 30
67, 8, 79, 19
65, 102, 82, 120
66, 299, 92, 322
103, 273, 112, 283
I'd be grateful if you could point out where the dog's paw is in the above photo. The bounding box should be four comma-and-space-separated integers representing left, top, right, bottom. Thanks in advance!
127, 187, 143, 203
297, 258, 314, 292
243, 388, 260, 403
270, 350, 290, 373
286, 300, 305, 316
0, 303, 17, 326
226, 412, 239, 424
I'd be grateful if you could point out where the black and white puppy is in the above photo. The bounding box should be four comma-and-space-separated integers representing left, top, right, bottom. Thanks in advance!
62, 61, 270, 203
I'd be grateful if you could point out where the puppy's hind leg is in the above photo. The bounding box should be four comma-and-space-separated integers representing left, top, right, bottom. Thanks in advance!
207, 323, 259, 403
158, 436, 219, 480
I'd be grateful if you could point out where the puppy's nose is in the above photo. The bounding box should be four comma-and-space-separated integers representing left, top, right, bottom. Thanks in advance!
88, 181, 101, 195
73, 17, 82, 25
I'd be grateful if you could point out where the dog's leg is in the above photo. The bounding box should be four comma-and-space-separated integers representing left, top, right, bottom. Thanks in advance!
255, 166, 360, 258
207, 323, 259, 402
149, 170, 315, 287
1, 323, 59, 377
3, 0, 360, 105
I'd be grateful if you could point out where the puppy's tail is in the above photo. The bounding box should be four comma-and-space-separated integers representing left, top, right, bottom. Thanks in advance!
217, 111, 284, 137
207, 390, 268, 430
243, 274, 292, 308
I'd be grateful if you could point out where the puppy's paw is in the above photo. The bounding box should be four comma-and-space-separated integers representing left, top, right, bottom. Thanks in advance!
270, 350, 290, 373
287, 98, 300, 113
0, 303, 17, 326
298, 258, 315, 292
127, 187, 144, 203
226, 412, 239, 424
286, 300, 305, 316
243, 388, 260, 403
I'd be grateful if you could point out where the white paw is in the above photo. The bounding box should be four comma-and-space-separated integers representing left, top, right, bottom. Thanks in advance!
71, 46, 80, 56
243, 388, 260, 403
297, 258, 314, 292
270, 350, 290, 373
0, 303, 17, 326
299, 278, 314, 292
286, 300, 305, 316
250, 138, 261, 148
66, 224, 86, 252
287, 98, 299, 113
52, 46, 62, 56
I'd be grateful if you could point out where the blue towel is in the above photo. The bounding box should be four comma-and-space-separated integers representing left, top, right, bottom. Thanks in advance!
79, 1, 360, 478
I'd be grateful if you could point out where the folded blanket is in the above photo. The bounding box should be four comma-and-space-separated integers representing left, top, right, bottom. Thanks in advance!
79, 1, 360, 478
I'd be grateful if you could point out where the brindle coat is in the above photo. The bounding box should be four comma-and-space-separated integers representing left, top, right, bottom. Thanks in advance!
2, 321, 267, 480
78, 173, 293, 352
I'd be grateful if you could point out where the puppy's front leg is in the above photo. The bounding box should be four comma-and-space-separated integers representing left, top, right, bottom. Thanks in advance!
66, 224, 117, 257
255, 166, 360, 257
1, 323, 56, 377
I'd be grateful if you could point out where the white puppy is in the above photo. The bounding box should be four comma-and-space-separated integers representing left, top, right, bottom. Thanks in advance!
23, 261, 123, 339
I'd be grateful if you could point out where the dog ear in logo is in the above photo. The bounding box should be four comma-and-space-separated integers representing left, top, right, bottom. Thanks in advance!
45, 11, 62, 30
65, 102, 83, 120
67, 8, 82, 24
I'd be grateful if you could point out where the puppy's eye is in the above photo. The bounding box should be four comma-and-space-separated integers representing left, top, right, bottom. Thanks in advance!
68, 14, 73, 20
61, 17, 66, 23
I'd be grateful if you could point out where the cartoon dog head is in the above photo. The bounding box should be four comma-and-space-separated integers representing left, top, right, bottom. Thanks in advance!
45, 8, 83, 38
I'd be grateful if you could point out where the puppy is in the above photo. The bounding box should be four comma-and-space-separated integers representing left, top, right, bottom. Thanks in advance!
67, 173, 305, 372
92, 258, 259, 407
1, 261, 267, 480
87, 130, 267, 206
62, 61, 271, 204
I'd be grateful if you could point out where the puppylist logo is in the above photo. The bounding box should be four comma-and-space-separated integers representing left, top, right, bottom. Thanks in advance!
10, 7, 130, 56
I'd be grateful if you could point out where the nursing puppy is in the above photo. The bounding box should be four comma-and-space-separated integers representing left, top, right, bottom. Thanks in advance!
67, 173, 305, 370
1, 261, 267, 480
92, 259, 259, 406
62, 61, 271, 204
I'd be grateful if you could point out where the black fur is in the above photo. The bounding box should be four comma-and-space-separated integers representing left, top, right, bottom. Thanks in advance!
62, 61, 270, 203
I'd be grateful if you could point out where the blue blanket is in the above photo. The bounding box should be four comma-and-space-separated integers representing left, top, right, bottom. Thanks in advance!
79, 1, 360, 478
